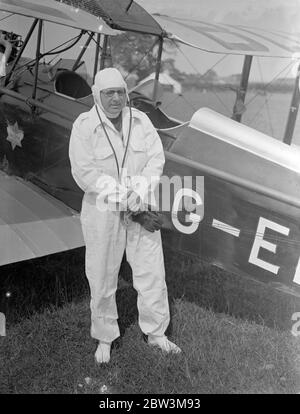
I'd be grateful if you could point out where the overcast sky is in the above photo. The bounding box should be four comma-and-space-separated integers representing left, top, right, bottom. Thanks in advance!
136, 0, 300, 80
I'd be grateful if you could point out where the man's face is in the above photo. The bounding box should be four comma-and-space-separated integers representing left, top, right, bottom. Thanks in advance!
100, 88, 126, 116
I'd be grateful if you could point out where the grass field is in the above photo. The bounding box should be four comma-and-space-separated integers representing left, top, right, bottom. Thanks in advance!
1, 295, 299, 394
1, 247, 300, 394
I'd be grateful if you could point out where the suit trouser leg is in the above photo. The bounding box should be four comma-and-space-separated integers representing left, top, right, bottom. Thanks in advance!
81, 204, 126, 343
126, 222, 170, 337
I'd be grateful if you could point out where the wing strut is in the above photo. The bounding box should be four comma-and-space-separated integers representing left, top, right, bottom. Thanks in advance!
72, 31, 94, 72
93, 33, 101, 81
32, 19, 43, 110
152, 35, 164, 102
100, 35, 109, 70
283, 62, 300, 145
231, 55, 253, 123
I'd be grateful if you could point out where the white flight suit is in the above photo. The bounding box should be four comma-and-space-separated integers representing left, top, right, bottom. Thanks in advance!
69, 104, 170, 343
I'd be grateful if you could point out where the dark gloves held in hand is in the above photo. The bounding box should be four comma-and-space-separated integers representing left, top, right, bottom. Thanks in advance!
131, 210, 164, 232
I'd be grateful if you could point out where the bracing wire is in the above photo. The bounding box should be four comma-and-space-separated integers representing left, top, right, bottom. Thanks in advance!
162, 89, 198, 116
257, 58, 274, 137
124, 38, 160, 80
11, 33, 83, 75
171, 40, 232, 114
39, 31, 84, 57
0, 12, 14, 22
167, 31, 296, 129
107, 32, 159, 79
162, 41, 229, 115
247, 61, 294, 127
173, 40, 227, 82
178, 93, 198, 111
2, 33, 84, 86
245, 60, 294, 106
162, 93, 183, 112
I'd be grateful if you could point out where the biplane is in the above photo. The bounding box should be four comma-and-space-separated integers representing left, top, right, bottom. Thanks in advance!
0, 0, 300, 304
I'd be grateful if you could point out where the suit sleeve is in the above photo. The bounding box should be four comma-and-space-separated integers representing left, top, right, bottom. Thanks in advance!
131, 114, 165, 205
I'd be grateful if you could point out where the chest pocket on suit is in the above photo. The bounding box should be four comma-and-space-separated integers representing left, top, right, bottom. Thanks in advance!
94, 143, 115, 174
129, 135, 147, 172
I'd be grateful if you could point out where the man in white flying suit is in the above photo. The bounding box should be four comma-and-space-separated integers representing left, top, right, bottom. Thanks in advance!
69, 68, 181, 363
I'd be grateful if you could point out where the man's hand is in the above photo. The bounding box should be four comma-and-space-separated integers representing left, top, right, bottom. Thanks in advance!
126, 190, 141, 212
131, 211, 164, 232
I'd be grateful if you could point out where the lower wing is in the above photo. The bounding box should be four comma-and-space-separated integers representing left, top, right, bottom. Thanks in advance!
0, 171, 84, 266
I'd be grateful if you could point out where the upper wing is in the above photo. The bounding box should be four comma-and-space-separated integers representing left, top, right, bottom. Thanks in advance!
0, 0, 116, 34
56, 0, 163, 35
0, 171, 84, 266
154, 14, 300, 58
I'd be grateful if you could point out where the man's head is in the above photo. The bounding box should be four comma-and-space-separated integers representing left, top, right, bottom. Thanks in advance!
92, 67, 128, 118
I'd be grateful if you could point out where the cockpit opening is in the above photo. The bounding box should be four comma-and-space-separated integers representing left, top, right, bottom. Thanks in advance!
54, 69, 92, 99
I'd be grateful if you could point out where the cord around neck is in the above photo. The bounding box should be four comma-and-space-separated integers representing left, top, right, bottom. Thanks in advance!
95, 105, 132, 181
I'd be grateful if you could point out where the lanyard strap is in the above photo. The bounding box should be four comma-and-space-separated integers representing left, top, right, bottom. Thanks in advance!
95, 105, 132, 180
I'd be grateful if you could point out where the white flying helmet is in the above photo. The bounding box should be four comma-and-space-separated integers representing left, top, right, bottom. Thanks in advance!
92, 67, 128, 118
